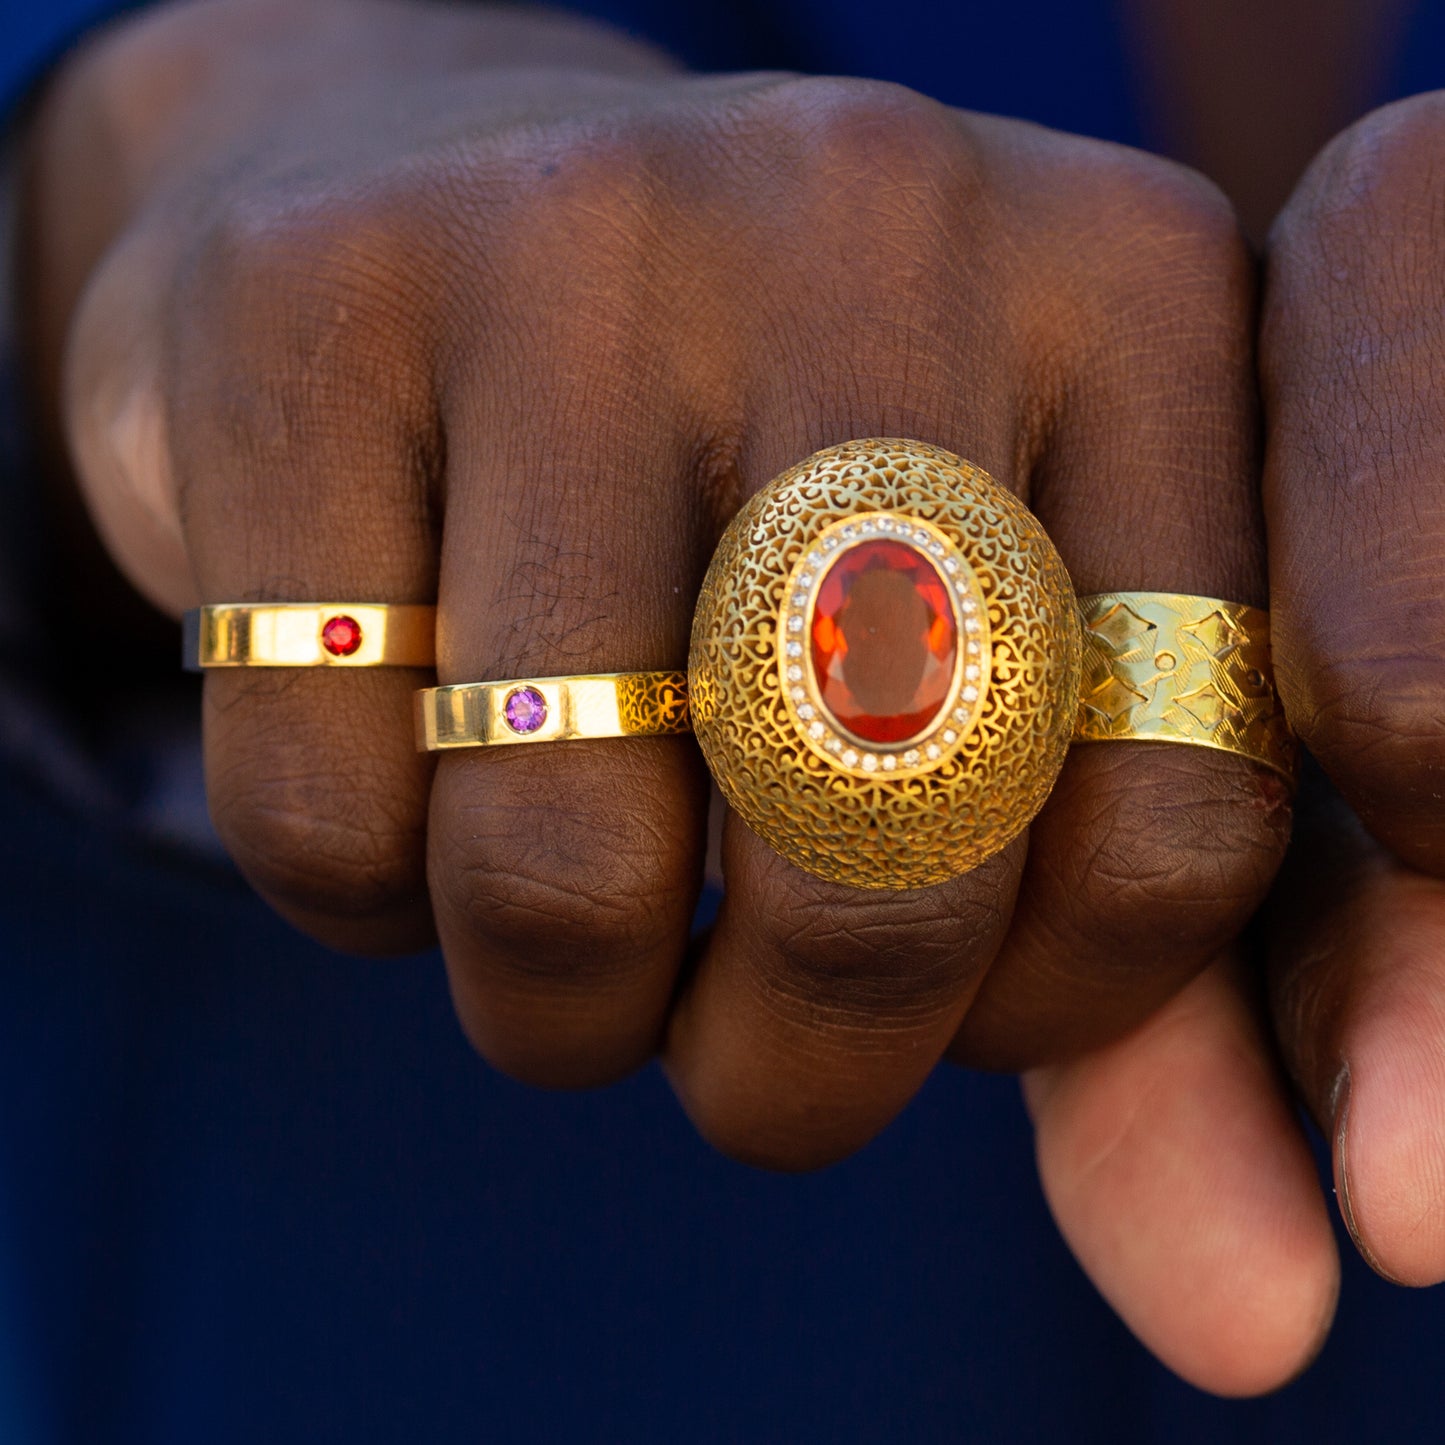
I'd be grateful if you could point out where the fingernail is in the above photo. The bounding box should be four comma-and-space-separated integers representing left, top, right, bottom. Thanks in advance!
1327, 1061, 1350, 1130
1332, 1061, 1404, 1284
1331, 1062, 1358, 1239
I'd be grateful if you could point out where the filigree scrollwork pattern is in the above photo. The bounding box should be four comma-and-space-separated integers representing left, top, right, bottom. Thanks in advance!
689, 439, 1082, 890
616, 670, 691, 736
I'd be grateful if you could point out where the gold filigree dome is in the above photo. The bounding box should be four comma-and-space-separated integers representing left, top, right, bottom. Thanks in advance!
689, 439, 1082, 890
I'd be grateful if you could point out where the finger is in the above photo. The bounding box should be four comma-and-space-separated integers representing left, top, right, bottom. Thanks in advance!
432, 76, 1031, 1103
64, 220, 200, 619
953, 152, 1290, 1070
662, 85, 1049, 1169
669, 100, 1288, 1166
1267, 766, 1445, 1285
1262, 94, 1445, 876
167, 196, 439, 953
1026, 957, 1339, 1398
424, 161, 714, 1087
669, 820, 1022, 1170
1262, 97, 1445, 1284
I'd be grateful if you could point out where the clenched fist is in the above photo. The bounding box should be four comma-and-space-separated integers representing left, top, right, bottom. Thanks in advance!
21, 0, 1336, 1393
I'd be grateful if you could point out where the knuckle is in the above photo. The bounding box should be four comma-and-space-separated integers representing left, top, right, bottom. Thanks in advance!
177, 181, 427, 389
168, 180, 436, 501
1264, 100, 1445, 388
485, 120, 651, 239
1293, 647, 1445, 809
742, 867, 987, 1026
1004, 137, 1249, 366
1045, 748, 1289, 945
1072, 147, 1248, 305
758, 73, 956, 155
452, 847, 652, 966
1273, 93, 1445, 260
720, 75, 989, 353
433, 771, 685, 982
210, 753, 426, 927
1108, 149, 1239, 247
746, 73, 980, 205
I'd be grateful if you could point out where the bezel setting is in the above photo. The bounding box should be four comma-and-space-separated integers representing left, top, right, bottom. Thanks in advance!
778, 512, 991, 780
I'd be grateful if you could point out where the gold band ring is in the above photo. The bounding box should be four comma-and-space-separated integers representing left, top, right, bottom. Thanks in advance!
689, 439, 1295, 891
184, 604, 436, 669
1075, 592, 1295, 778
415, 672, 690, 751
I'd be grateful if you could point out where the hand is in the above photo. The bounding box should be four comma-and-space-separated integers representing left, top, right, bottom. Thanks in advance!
24, 0, 1333, 1391
1262, 90, 1445, 1289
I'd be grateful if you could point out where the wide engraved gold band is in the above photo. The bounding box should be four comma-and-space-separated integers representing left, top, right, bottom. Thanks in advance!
415, 672, 690, 751
1074, 592, 1296, 780
184, 603, 436, 669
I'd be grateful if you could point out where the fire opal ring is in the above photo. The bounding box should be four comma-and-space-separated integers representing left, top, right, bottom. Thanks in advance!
688, 438, 1296, 891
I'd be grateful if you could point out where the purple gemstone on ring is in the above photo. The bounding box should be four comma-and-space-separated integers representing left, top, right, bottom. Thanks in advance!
503, 685, 548, 734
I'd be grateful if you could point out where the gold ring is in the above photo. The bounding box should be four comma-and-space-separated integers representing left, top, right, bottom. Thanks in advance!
415, 672, 690, 750
1075, 592, 1295, 776
184, 603, 435, 669
689, 438, 1295, 891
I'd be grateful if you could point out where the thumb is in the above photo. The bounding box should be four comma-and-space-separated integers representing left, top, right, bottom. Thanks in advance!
65, 219, 197, 618
1023, 957, 1339, 1396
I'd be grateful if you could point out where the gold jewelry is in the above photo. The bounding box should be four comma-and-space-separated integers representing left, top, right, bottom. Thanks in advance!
184, 603, 435, 669
1074, 591, 1295, 778
415, 672, 689, 750
689, 439, 1294, 892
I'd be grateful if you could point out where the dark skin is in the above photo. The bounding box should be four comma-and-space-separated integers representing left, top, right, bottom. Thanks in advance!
19, 0, 1438, 1394
1262, 90, 1445, 1288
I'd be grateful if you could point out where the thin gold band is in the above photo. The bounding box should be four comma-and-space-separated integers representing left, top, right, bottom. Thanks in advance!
416, 672, 690, 751
184, 604, 436, 670
1074, 591, 1296, 780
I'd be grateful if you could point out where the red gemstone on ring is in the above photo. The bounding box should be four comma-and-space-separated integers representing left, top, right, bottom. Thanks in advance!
320, 614, 363, 657
810, 539, 957, 744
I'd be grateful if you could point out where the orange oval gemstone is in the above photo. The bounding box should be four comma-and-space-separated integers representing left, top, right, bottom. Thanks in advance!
810, 538, 958, 744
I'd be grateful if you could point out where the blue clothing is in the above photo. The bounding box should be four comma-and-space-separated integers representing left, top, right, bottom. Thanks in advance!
6, 758, 1444, 1445
3, 2, 1445, 1441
